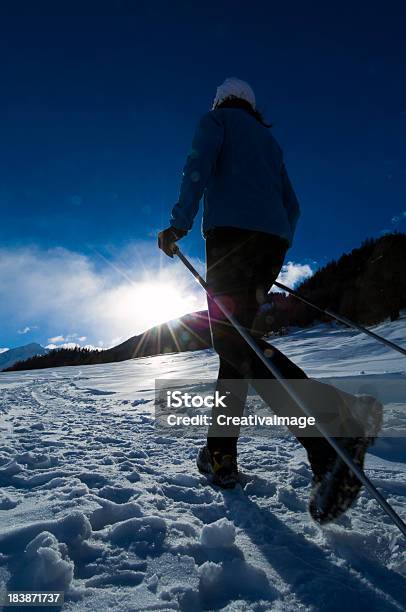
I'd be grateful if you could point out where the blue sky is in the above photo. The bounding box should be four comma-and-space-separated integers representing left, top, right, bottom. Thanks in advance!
0, 1, 405, 350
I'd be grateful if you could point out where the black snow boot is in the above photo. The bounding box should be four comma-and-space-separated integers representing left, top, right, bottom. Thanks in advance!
196, 446, 239, 489
309, 394, 383, 524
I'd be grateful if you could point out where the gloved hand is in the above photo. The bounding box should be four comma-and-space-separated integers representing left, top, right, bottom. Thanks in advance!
158, 226, 187, 258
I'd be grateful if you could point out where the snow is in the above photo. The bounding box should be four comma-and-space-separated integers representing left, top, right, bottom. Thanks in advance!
0, 342, 47, 371
200, 518, 236, 548
20, 531, 74, 591
0, 317, 405, 610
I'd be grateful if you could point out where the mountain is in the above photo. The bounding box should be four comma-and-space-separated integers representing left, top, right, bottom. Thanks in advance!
4, 232, 406, 373
3, 311, 211, 371
0, 343, 48, 371
103, 310, 211, 361
263, 231, 406, 332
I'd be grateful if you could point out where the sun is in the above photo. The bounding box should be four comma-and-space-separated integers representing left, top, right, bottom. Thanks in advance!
133, 281, 197, 329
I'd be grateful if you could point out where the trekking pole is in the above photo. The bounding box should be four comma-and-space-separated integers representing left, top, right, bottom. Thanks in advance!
175, 247, 406, 538
272, 280, 406, 357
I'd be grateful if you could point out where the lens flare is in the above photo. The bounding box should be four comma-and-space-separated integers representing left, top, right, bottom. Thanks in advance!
132, 281, 196, 329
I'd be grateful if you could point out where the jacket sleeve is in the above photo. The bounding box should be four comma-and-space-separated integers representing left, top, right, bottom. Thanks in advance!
170, 111, 224, 231
281, 163, 300, 236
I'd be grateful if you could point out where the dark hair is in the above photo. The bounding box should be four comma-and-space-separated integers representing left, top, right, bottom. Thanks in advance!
214, 96, 272, 128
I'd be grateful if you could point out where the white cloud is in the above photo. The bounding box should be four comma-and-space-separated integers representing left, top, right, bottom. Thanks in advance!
0, 348, 9, 354
45, 342, 99, 351
18, 325, 37, 334
47, 333, 87, 344
1, 244, 315, 347
48, 335, 65, 343
46, 342, 80, 350
0, 243, 205, 348
275, 261, 314, 290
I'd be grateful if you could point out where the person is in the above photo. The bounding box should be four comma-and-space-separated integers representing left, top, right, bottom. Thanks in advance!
158, 77, 382, 524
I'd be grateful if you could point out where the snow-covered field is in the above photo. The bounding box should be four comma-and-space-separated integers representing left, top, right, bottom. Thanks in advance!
0, 319, 405, 611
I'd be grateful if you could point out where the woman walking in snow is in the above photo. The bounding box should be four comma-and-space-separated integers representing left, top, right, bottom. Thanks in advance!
158, 78, 381, 524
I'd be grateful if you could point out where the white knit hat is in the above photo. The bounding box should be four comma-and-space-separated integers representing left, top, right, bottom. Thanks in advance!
212, 77, 256, 110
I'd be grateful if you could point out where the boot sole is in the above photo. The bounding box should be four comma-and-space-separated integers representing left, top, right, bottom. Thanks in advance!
309, 394, 383, 524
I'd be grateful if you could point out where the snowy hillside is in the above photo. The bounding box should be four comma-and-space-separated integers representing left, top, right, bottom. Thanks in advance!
0, 318, 405, 610
0, 343, 47, 371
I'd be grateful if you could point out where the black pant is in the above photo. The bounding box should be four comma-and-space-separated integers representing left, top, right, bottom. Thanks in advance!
205, 227, 356, 466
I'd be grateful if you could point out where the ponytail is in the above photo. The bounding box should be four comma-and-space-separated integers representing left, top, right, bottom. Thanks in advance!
214, 96, 272, 128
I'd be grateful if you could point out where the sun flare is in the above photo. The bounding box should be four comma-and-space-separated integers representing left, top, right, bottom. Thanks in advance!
133, 281, 197, 329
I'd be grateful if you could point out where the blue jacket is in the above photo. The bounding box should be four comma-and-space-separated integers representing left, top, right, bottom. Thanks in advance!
170, 108, 300, 246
